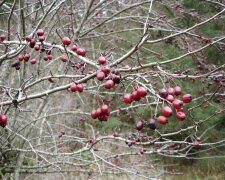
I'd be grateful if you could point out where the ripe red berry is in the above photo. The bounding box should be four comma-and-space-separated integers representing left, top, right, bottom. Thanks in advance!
96, 70, 105, 81
60, 56, 67, 62
70, 83, 77, 92
30, 59, 37, 64
123, 93, 133, 104
0, 114, 8, 127
182, 94, 192, 103
91, 110, 98, 119
176, 111, 186, 121
157, 116, 168, 124
104, 80, 115, 89
167, 87, 175, 95
29, 39, 36, 48
39, 36, 45, 42
135, 120, 143, 131
18, 54, 24, 61
43, 56, 48, 61
37, 29, 44, 36
34, 44, 40, 51
137, 87, 147, 97
162, 106, 173, 117
101, 105, 109, 114
98, 55, 106, 65
174, 86, 182, 95
76, 84, 84, 92
0, 34, 6, 41
76, 47, 86, 57
24, 53, 30, 61
25, 36, 32, 42
101, 66, 110, 75
132, 90, 141, 101
71, 44, 77, 52
166, 94, 175, 102
172, 99, 183, 109
47, 54, 53, 60
159, 88, 168, 98
96, 108, 102, 117
98, 115, 109, 121
62, 37, 71, 46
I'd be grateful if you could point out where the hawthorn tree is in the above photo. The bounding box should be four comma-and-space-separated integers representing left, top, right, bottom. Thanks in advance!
0, 0, 224, 179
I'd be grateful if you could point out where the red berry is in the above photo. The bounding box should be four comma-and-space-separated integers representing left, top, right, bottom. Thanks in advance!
132, 90, 141, 101
0, 34, 6, 42
76, 84, 84, 92
43, 56, 48, 61
101, 105, 109, 114
29, 39, 36, 48
98, 115, 109, 121
0, 34, 6, 41
70, 83, 77, 92
104, 80, 115, 89
91, 110, 98, 119
60, 56, 67, 62
137, 87, 147, 97
30, 59, 37, 64
25, 36, 32, 42
47, 54, 53, 60
135, 120, 143, 131
18, 54, 24, 61
71, 44, 77, 52
34, 44, 40, 51
166, 94, 175, 102
174, 86, 182, 95
96, 108, 102, 117
62, 37, 71, 46
157, 116, 168, 124
101, 66, 110, 75
167, 87, 175, 95
172, 99, 183, 109
39, 36, 45, 42
96, 70, 105, 81
37, 29, 44, 36
162, 106, 173, 117
24, 54, 30, 61
0, 114, 8, 127
176, 111, 186, 121
76, 47, 86, 57
182, 94, 192, 103
98, 55, 106, 65
159, 88, 168, 98
123, 93, 133, 104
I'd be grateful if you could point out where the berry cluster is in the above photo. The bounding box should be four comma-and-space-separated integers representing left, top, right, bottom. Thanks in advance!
70, 83, 84, 92
157, 86, 192, 124
123, 86, 148, 104
95, 58, 121, 89
62, 37, 86, 57
91, 105, 110, 121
